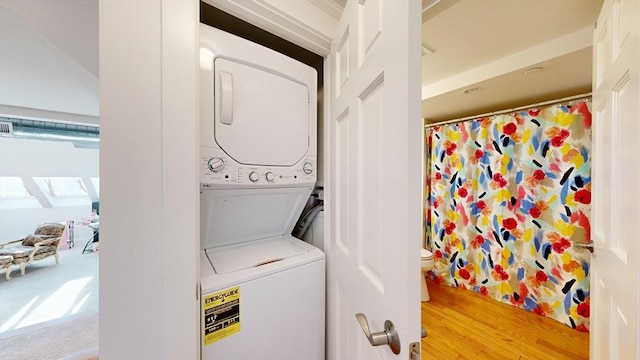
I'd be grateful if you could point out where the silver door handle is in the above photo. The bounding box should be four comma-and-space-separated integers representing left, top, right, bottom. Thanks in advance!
355, 313, 401, 354
574, 241, 594, 253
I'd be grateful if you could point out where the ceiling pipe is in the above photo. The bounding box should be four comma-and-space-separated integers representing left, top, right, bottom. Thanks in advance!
0, 117, 99, 149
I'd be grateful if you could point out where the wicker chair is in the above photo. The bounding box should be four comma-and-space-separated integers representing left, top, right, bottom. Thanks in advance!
0, 255, 14, 280
0, 223, 66, 278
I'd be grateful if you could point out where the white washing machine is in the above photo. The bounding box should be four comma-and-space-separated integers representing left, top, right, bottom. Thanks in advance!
199, 24, 324, 360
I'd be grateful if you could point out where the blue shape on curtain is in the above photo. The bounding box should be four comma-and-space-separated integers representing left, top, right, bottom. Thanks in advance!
581, 146, 590, 162
524, 298, 537, 311
564, 292, 573, 313
560, 181, 570, 205
515, 170, 523, 185
534, 232, 542, 252
521, 199, 535, 213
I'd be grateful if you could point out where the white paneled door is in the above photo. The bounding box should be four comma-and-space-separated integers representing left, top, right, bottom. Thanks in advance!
325, 0, 422, 359
591, 0, 639, 358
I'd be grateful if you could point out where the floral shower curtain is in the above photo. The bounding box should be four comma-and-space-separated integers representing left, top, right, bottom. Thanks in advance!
425, 101, 592, 331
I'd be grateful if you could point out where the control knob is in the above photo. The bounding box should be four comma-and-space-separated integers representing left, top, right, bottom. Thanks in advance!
207, 157, 225, 172
302, 162, 313, 175
265, 172, 275, 182
249, 171, 259, 182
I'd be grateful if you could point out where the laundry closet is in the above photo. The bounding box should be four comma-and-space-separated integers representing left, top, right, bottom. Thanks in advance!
198, 18, 325, 359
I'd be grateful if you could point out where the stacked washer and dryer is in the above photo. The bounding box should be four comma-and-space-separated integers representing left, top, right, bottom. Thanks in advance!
199, 24, 325, 359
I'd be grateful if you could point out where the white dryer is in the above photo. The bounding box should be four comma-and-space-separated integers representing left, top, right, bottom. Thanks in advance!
199, 24, 324, 360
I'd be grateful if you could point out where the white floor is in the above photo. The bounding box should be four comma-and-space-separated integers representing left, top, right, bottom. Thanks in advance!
0, 243, 99, 344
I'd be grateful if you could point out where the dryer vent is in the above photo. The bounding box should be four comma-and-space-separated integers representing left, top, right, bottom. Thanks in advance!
0, 121, 13, 135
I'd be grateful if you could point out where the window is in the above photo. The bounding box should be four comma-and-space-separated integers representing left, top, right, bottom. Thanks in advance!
36, 177, 88, 198
0, 177, 34, 199
91, 177, 100, 197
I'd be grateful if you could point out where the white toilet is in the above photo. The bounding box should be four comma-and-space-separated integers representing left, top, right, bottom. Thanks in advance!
421, 248, 435, 302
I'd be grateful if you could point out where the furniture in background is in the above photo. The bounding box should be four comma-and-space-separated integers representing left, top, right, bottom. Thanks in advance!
66, 220, 75, 248
82, 222, 99, 254
0, 255, 14, 280
0, 223, 66, 277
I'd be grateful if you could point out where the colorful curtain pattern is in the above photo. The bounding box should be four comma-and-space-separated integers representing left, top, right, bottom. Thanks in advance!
425, 101, 592, 331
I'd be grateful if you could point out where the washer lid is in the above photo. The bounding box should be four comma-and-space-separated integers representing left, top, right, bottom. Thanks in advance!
205, 236, 309, 274
200, 187, 312, 249
214, 58, 310, 167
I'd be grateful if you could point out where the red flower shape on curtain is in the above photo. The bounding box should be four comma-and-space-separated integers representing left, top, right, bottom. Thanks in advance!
458, 187, 468, 198
477, 200, 487, 210
493, 173, 508, 187
533, 169, 546, 180
434, 172, 442, 180
529, 207, 542, 218
551, 136, 565, 147
552, 242, 564, 253
535, 271, 548, 282
502, 218, 518, 230
575, 189, 591, 204
551, 128, 571, 147
552, 237, 572, 254
577, 303, 590, 318
474, 149, 484, 159
494, 264, 509, 280
471, 235, 485, 248
446, 143, 457, 156
445, 223, 456, 235
459, 268, 471, 280
528, 109, 541, 116
533, 307, 546, 316
503, 123, 517, 135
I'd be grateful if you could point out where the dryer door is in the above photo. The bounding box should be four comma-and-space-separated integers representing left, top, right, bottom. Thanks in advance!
214, 58, 310, 166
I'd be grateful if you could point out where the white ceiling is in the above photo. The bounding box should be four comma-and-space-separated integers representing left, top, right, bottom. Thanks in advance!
422, 0, 603, 122
1, 0, 98, 77
0, 0, 99, 124
0, 0, 603, 125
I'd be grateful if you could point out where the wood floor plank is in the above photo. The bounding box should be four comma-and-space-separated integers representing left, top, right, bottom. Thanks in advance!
421, 278, 589, 360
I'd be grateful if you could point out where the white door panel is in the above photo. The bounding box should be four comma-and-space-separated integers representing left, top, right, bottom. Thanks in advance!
591, 0, 639, 358
325, 1, 422, 359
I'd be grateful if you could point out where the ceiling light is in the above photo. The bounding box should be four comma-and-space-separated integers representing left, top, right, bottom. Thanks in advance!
463, 87, 480, 95
523, 67, 543, 76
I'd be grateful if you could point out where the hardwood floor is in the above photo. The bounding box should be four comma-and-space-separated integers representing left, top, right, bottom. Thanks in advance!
421, 278, 589, 360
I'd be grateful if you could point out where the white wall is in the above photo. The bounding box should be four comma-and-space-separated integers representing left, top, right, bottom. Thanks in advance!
0, 137, 98, 241
0, 8, 99, 124
99, 1, 199, 358
0, 206, 94, 243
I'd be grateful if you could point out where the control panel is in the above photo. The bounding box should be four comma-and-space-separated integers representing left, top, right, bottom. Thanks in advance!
201, 146, 316, 188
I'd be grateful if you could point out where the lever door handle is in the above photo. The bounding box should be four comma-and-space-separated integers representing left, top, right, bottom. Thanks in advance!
355, 313, 401, 354
574, 241, 594, 253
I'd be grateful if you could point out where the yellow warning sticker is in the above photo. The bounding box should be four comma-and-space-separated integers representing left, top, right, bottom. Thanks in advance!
203, 286, 240, 346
